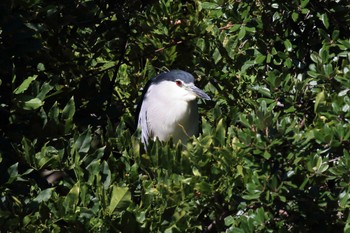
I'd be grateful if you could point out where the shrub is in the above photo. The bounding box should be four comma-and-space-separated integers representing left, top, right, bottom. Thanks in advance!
0, 0, 349, 232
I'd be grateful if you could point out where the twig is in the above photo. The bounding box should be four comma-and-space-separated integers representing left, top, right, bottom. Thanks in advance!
155, 40, 183, 53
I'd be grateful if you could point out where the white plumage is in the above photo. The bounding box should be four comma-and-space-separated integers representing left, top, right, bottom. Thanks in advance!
137, 70, 210, 145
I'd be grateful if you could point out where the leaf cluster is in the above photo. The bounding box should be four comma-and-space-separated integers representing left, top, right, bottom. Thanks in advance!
1, 0, 350, 232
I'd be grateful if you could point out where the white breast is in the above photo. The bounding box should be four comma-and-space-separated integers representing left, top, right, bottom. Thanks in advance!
139, 81, 199, 143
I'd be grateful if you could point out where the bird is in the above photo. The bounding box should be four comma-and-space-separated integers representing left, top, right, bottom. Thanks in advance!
136, 70, 211, 146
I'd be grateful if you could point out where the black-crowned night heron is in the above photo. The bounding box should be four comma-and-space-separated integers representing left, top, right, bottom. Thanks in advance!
137, 70, 211, 145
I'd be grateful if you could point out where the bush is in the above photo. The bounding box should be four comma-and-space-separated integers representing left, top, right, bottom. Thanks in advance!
1, 0, 350, 232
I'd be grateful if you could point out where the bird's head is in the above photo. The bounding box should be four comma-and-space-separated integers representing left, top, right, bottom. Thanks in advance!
150, 70, 211, 102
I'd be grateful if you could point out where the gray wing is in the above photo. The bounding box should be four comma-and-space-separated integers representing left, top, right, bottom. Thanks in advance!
136, 79, 155, 146
138, 103, 150, 145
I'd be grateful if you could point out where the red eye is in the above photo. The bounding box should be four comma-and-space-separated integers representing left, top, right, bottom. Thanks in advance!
175, 80, 182, 87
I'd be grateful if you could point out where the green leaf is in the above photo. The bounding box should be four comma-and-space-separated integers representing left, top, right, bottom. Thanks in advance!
192, 167, 201, 176
320, 48, 329, 62
317, 163, 329, 173
199, 2, 220, 10
273, 12, 280, 21
338, 88, 350, 96
102, 161, 111, 189
76, 130, 92, 153
252, 85, 271, 97
213, 48, 222, 64
86, 160, 101, 183
310, 52, 321, 64
195, 181, 212, 194
284, 39, 293, 52
13, 75, 38, 94
109, 185, 131, 214
23, 98, 43, 110
229, 24, 241, 32
37, 82, 53, 100
237, 165, 244, 177
254, 54, 266, 64
34, 188, 54, 203
63, 182, 80, 211
292, 12, 299, 22
37, 63, 45, 71
224, 215, 235, 226
62, 97, 75, 120
323, 64, 333, 76
215, 119, 226, 145
263, 151, 271, 159
332, 30, 340, 40
339, 190, 350, 208
301, 0, 309, 8
196, 38, 205, 52
7, 163, 19, 183
241, 60, 255, 72
271, 3, 279, 8
242, 192, 261, 200
320, 13, 329, 29
48, 102, 59, 122
314, 90, 325, 112
238, 26, 246, 40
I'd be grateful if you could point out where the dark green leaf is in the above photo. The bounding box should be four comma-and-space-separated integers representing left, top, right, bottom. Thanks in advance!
62, 97, 75, 120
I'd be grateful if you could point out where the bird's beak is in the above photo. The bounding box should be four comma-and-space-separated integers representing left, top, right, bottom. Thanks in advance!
189, 85, 211, 100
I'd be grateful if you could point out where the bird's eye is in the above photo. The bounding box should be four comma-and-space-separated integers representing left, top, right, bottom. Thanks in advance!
175, 80, 182, 87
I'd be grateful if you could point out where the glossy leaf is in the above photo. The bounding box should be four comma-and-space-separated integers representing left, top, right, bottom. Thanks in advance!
23, 98, 43, 110
13, 75, 38, 94
2, 0, 350, 232
109, 185, 131, 214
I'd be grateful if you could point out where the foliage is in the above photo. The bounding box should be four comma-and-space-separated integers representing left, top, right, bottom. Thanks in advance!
1, 0, 350, 232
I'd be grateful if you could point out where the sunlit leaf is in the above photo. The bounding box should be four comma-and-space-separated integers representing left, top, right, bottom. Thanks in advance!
62, 97, 75, 120
34, 188, 54, 203
63, 182, 80, 211
215, 119, 226, 145
109, 185, 131, 214
13, 75, 38, 94
314, 90, 325, 112
22, 98, 43, 110
102, 161, 111, 189
284, 39, 293, 52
